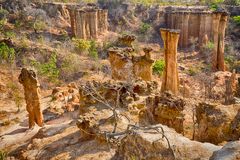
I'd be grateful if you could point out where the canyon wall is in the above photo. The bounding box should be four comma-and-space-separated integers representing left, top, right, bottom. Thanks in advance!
68, 6, 108, 39
165, 9, 228, 50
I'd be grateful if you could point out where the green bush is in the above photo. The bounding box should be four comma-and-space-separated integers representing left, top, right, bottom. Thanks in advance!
88, 40, 98, 60
0, 42, 15, 64
139, 23, 151, 34
153, 59, 165, 75
31, 52, 59, 82
233, 16, 240, 26
0, 9, 9, 20
4, 32, 16, 39
33, 20, 46, 33
205, 41, 214, 50
0, 9, 8, 31
208, 0, 224, 11
73, 38, 91, 53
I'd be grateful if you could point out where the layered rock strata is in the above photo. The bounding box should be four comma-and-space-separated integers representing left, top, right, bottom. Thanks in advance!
18, 68, 43, 128
67, 6, 108, 39
160, 28, 180, 94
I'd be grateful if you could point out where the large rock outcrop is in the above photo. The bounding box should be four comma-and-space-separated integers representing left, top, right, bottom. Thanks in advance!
210, 141, 240, 160
18, 68, 43, 128
160, 28, 180, 94
196, 102, 240, 144
108, 35, 154, 81
67, 5, 108, 39
114, 124, 221, 160
139, 92, 185, 134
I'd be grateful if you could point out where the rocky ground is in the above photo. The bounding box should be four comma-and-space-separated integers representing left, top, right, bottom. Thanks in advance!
1, 0, 240, 160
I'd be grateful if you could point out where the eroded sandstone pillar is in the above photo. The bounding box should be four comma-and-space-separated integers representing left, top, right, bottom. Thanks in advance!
75, 10, 86, 39
160, 28, 180, 94
18, 68, 43, 128
108, 49, 134, 81
98, 9, 108, 34
212, 12, 228, 71
133, 48, 154, 81
217, 13, 228, 71
68, 8, 76, 37
88, 10, 98, 39
182, 12, 190, 48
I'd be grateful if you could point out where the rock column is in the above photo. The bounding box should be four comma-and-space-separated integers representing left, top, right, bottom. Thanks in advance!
18, 68, 43, 128
217, 13, 228, 71
133, 48, 154, 81
98, 9, 108, 33
75, 10, 86, 39
212, 12, 228, 71
88, 10, 98, 39
68, 8, 76, 37
160, 28, 180, 94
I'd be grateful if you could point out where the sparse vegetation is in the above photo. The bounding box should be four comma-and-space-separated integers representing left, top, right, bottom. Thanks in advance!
31, 52, 59, 83
7, 82, 23, 112
153, 59, 165, 75
88, 40, 98, 60
233, 16, 240, 26
73, 38, 91, 53
139, 23, 151, 34
0, 42, 15, 64
0, 150, 8, 160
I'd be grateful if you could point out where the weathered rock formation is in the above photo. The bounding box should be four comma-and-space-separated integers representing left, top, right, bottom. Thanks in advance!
18, 68, 43, 128
140, 91, 185, 133
114, 124, 221, 160
225, 70, 237, 104
108, 35, 154, 81
210, 141, 240, 160
160, 28, 180, 94
196, 102, 240, 144
67, 5, 108, 39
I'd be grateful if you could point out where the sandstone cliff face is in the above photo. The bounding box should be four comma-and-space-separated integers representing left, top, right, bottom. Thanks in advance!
196, 102, 240, 144
114, 124, 221, 160
18, 68, 43, 128
160, 28, 180, 94
68, 6, 108, 39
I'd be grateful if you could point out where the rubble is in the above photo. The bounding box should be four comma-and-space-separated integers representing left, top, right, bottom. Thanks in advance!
50, 82, 80, 114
